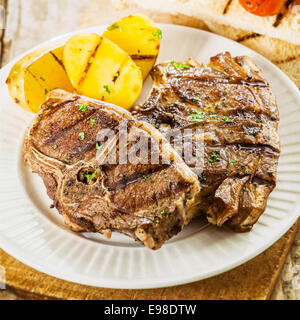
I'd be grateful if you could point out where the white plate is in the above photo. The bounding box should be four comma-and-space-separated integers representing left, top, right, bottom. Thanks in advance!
0, 24, 300, 289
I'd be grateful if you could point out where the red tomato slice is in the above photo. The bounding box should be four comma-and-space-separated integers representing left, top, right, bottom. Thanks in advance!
239, 0, 286, 17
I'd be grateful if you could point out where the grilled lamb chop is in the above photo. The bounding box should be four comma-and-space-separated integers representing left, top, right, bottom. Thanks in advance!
134, 52, 280, 232
24, 89, 200, 250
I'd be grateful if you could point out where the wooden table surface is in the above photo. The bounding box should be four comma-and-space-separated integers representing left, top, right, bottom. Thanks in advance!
0, 0, 299, 300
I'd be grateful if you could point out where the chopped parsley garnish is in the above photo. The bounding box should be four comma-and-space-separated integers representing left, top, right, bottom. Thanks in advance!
53, 144, 58, 150
64, 158, 70, 163
169, 60, 190, 69
222, 116, 233, 123
198, 172, 206, 183
40, 76, 46, 81
124, 143, 129, 147
79, 132, 85, 140
190, 110, 204, 122
79, 104, 88, 111
44, 89, 48, 95
242, 164, 248, 174
85, 169, 97, 181
151, 28, 162, 40
120, 173, 125, 177
208, 151, 221, 163
104, 85, 111, 94
209, 114, 217, 118
229, 159, 237, 164
96, 142, 102, 150
161, 210, 172, 218
143, 175, 152, 181
176, 63, 190, 69
90, 119, 96, 126
107, 24, 121, 31
192, 97, 201, 102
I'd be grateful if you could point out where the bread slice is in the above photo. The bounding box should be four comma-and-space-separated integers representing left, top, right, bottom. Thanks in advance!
113, 0, 300, 45
205, 20, 300, 87
110, 0, 300, 87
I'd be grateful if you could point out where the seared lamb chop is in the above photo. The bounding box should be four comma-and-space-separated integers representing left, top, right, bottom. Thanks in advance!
24, 89, 200, 250
134, 52, 280, 232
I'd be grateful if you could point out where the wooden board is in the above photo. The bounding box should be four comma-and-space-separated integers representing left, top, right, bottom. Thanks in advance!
1, 218, 299, 300
0, 0, 300, 300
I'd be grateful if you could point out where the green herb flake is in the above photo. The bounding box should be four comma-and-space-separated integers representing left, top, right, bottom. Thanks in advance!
40, 76, 46, 81
107, 24, 121, 31
208, 151, 221, 163
190, 110, 204, 122
242, 164, 248, 174
96, 142, 102, 150
229, 159, 237, 164
64, 158, 70, 163
53, 144, 58, 150
90, 119, 96, 126
120, 173, 125, 177
169, 60, 190, 69
79, 104, 88, 112
222, 116, 233, 123
79, 132, 85, 140
44, 89, 49, 95
161, 209, 167, 216
198, 172, 206, 183
85, 169, 97, 181
174, 63, 190, 70
209, 114, 217, 118
143, 175, 152, 181
192, 97, 201, 102
104, 85, 111, 94
151, 28, 162, 40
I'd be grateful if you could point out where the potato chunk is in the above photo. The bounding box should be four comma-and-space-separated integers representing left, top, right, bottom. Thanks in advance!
64, 35, 143, 109
63, 33, 100, 88
6, 46, 73, 113
103, 15, 161, 80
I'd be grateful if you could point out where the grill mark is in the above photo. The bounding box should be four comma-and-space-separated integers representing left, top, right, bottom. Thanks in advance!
42, 109, 98, 145
111, 57, 131, 86
225, 143, 279, 154
68, 119, 124, 160
169, 83, 275, 121
108, 164, 170, 191
146, 88, 277, 128
131, 54, 156, 60
223, 0, 232, 14
273, 0, 293, 27
78, 38, 103, 88
236, 33, 262, 43
274, 53, 300, 64
168, 74, 268, 87
50, 51, 66, 71
68, 140, 98, 160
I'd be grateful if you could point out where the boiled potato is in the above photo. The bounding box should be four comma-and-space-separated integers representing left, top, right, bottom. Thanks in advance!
64, 35, 143, 110
102, 15, 161, 80
6, 46, 73, 113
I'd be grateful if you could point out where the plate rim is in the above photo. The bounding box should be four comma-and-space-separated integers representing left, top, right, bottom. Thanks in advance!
0, 23, 300, 289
